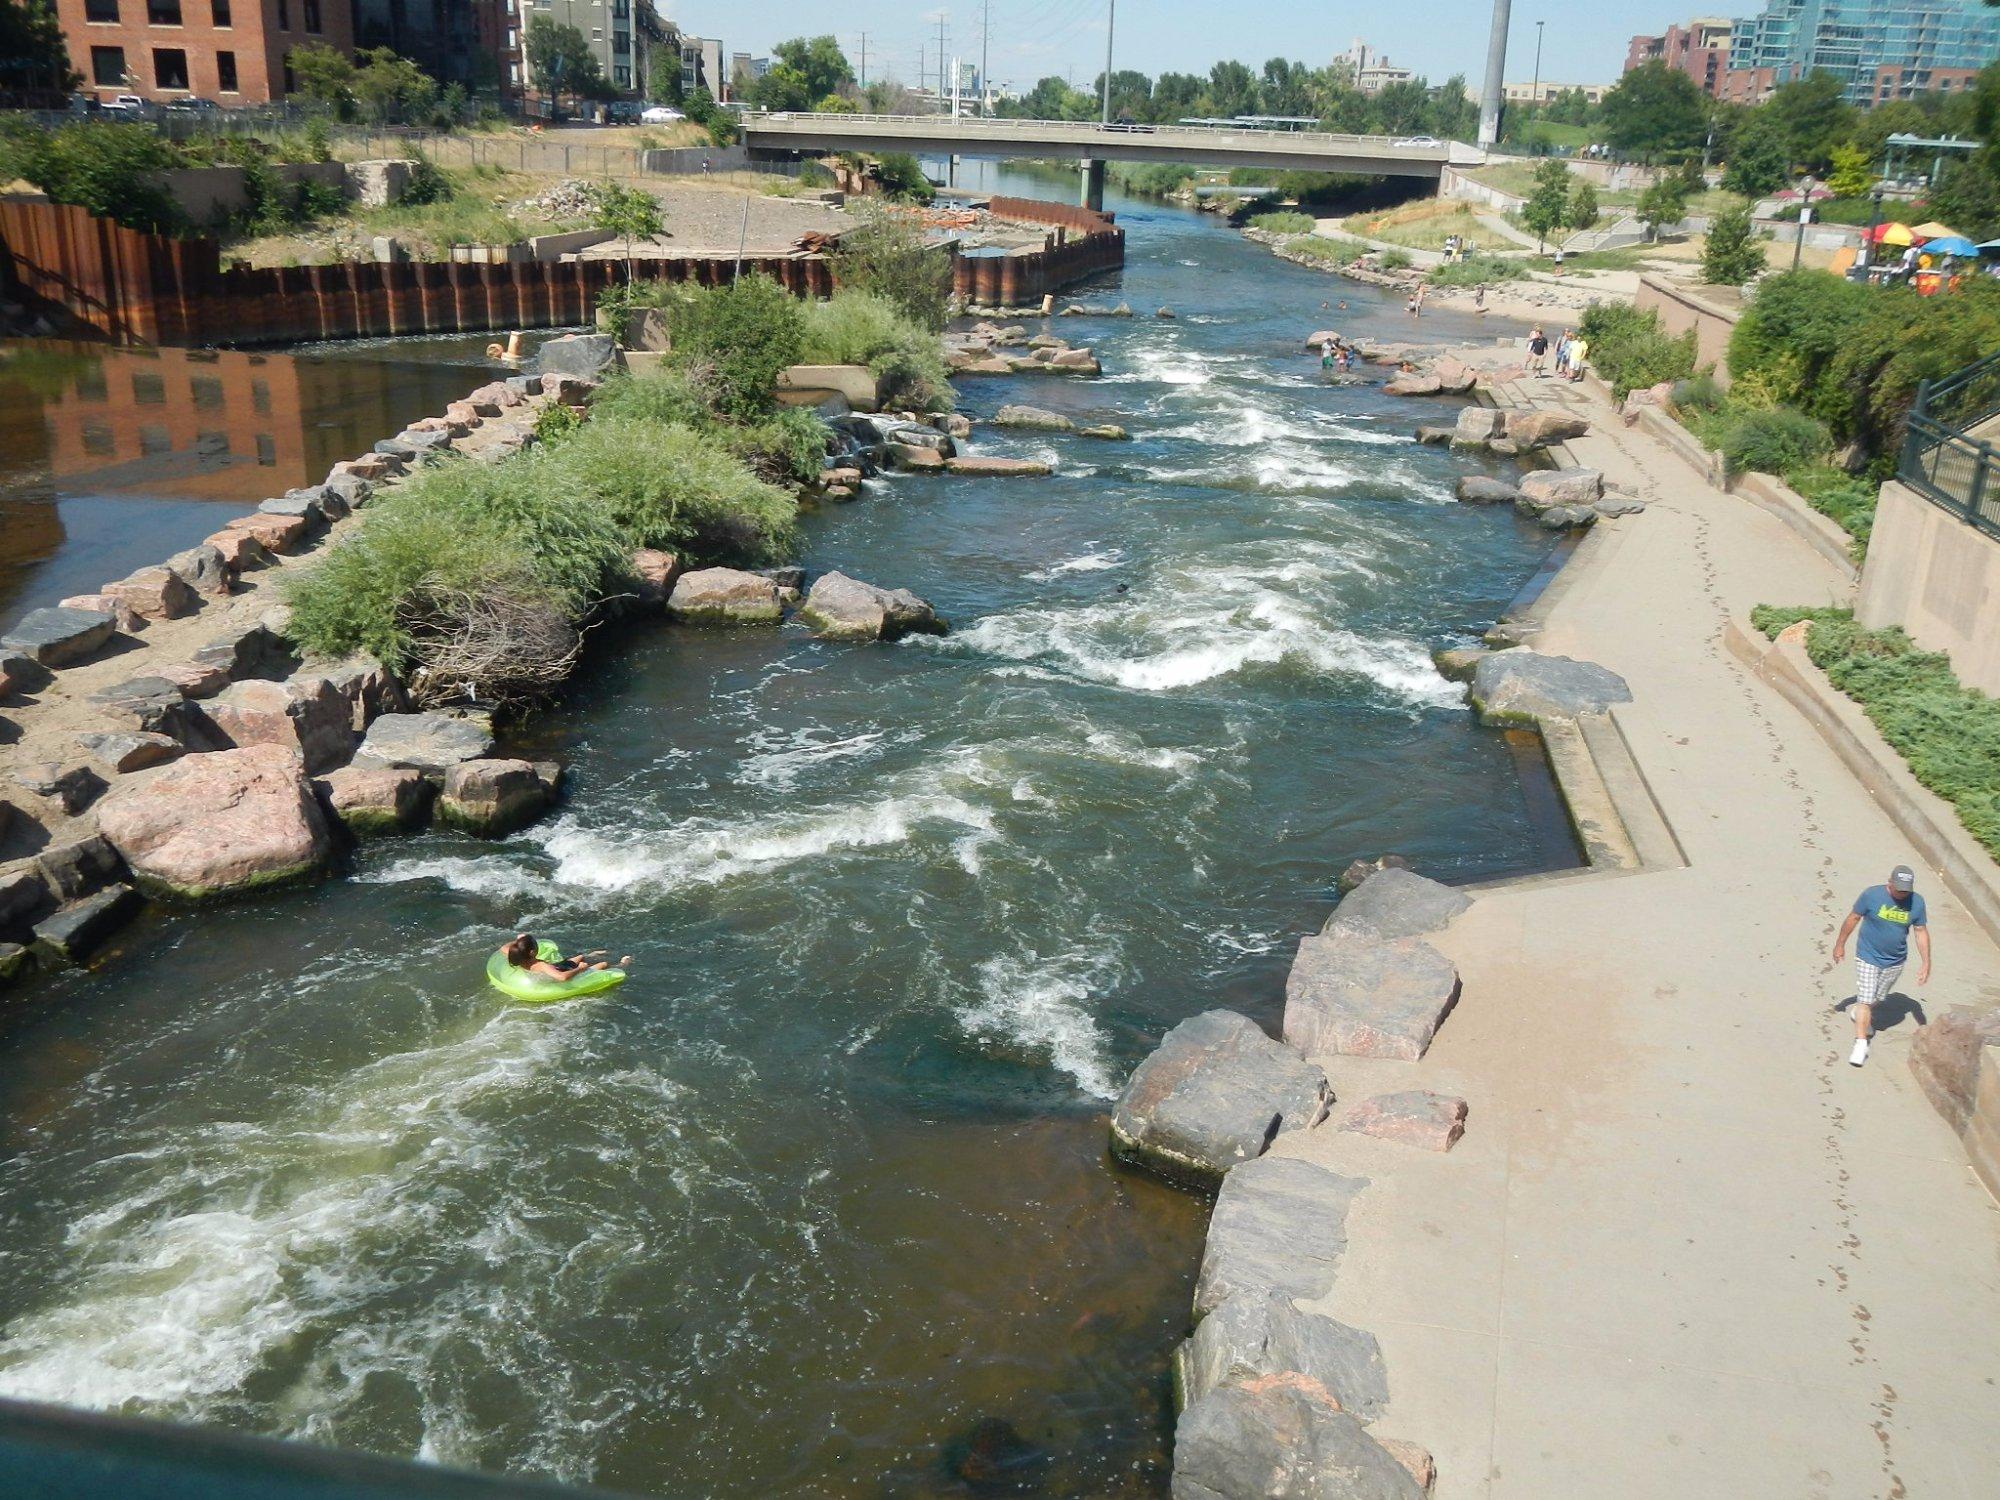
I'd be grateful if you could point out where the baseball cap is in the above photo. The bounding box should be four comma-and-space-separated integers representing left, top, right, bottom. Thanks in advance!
1889, 865, 1916, 892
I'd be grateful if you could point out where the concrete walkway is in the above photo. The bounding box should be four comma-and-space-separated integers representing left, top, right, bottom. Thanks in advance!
1280, 378, 2000, 1496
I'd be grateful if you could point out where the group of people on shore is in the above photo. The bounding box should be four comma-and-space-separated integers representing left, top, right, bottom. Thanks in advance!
1524, 324, 1588, 381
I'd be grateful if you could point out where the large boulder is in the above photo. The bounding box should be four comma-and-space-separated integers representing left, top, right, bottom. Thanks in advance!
1432, 357, 1477, 395
1177, 1290, 1389, 1419
630, 548, 683, 606
223, 511, 309, 554
535, 332, 616, 380
189, 621, 299, 685
1455, 475, 1521, 505
797, 572, 946, 642
77, 731, 183, 775
1468, 650, 1632, 726
314, 655, 408, 731
97, 744, 332, 898
314, 764, 432, 836
164, 543, 232, 598
1382, 373, 1443, 397
89, 677, 216, 748
1194, 1155, 1369, 1317
994, 404, 1076, 433
2, 606, 116, 667
203, 530, 273, 573
437, 758, 554, 837
945, 455, 1054, 477
355, 712, 495, 775
1516, 467, 1602, 508
1452, 407, 1506, 443
668, 568, 784, 626
1112, 1010, 1331, 1190
198, 676, 354, 772
1174, 1378, 1425, 1500
103, 567, 199, 621
59, 593, 145, 634
1284, 935, 1462, 1062
1505, 409, 1589, 447
1322, 868, 1469, 943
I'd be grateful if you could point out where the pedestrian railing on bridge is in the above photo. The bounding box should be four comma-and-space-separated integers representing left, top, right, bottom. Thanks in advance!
748, 113, 1464, 160
1899, 350, 2000, 537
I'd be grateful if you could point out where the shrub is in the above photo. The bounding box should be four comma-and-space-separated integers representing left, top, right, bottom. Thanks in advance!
589, 365, 712, 427
1378, 248, 1413, 271
1713, 404, 1829, 478
724, 410, 831, 486
540, 419, 798, 561
799, 290, 952, 410
1701, 202, 1765, 286
0, 119, 182, 233
1750, 608, 2000, 857
1280, 234, 1364, 264
830, 209, 953, 330
797, 160, 834, 188
1248, 210, 1316, 235
662, 273, 806, 419
1669, 374, 1726, 415
1785, 464, 1877, 552
303, 117, 334, 164
1425, 256, 1529, 289
873, 152, 934, 203
1577, 302, 1699, 398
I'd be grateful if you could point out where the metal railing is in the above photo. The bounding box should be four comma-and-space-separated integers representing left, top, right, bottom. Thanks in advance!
748, 112, 1463, 159
1899, 350, 2000, 537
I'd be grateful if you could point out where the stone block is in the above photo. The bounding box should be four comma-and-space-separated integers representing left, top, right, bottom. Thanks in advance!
438, 758, 553, 837
103, 567, 199, 621
1176, 1289, 1389, 1419
31, 884, 140, 966
797, 572, 945, 643
199, 677, 354, 773
667, 568, 784, 627
32, 835, 124, 902
258, 493, 324, 526
1468, 650, 1632, 727
2, 606, 116, 667
631, 548, 683, 606
1284, 935, 1461, 1062
323, 470, 375, 510
945, 455, 1054, 477
96, 745, 330, 899
0, 941, 29, 986
535, 333, 616, 380
1516, 466, 1603, 508
1452, 407, 1506, 442
1335, 853, 1414, 896
315, 764, 432, 836
1455, 475, 1520, 505
1340, 1091, 1469, 1152
204, 530, 273, 572
355, 712, 495, 775
1194, 1155, 1369, 1317
164, 543, 231, 597
13, 761, 106, 815
994, 404, 1075, 433
1322, 868, 1470, 943
0, 868, 53, 936
1173, 1377, 1424, 1500
1111, 1010, 1331, 1190
2, 650, 52, 695
223, 512, 309, 554
1505, 408, 1590, 447
77, 731, 184, 774
58, 594, 144, 633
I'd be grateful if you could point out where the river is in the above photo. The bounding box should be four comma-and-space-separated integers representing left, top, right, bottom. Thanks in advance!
0, 172, 1565, 1496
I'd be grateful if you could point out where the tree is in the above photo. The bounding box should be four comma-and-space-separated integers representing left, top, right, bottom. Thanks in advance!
1826, 143, 1874, 199
872, 152, 933, 203
288, 41, 358, 112
1565, 180, 1601, 237
526, 16, 607, 117
1764, 72, 1853, 174
0, 120, 181, 232
1521, 159, 1571, 251
648, 48, 685, 106
1701, 201, 1765, 285
1206, 60, 1258, 118
350, 47, 437, 123
1637, 176, 1690, 238
0, 0, 77, 93
748, 62, 814, 113
1600, 62, 1708, 163
829, 209, 953, 330
770, 35, 854, 102
1722, 111, 1790, 197
590, 183, 664, 282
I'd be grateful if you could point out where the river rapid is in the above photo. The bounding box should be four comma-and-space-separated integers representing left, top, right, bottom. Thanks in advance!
0, 173, 1564, 1496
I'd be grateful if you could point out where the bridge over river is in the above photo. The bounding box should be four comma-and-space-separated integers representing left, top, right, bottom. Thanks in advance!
740, 113, 1488, 209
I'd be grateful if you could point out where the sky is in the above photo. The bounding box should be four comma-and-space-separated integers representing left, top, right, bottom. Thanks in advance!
662, 0, 1699, 93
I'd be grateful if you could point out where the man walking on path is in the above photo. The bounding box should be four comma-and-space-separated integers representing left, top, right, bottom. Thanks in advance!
1831, 865, 1930, 1066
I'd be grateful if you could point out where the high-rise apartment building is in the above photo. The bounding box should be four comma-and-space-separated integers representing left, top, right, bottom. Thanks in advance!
1624, 17, 1735, 95
56, 0, 355, 105
1727, 0, 2000, 102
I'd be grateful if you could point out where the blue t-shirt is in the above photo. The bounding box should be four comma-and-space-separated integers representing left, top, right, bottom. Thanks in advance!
1853, 885, 1926, 967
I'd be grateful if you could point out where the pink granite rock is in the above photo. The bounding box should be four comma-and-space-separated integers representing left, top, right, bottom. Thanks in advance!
97, 744, 331, 897
1340, 1091, 1468, 1152
60, 594, 145, 633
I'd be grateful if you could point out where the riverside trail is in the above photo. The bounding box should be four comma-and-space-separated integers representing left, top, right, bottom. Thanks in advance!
0, 171, 1565, 1496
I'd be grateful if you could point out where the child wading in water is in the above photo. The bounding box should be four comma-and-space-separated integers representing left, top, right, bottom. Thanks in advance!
502, 933, 633, 983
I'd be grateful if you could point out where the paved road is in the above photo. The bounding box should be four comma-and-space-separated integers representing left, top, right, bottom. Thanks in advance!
1281, 373, 2000, 1497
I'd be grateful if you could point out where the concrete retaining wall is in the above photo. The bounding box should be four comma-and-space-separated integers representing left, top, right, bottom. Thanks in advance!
163, 163, 352, 226
1439, 166, 1522, 213
528, 228, 616, 261
1857, 479, 2000, 696
1634, 274, 1740, 385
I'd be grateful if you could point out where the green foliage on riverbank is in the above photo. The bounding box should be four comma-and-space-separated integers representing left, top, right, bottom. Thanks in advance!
1672, 377, 1870, 551
1248, 210, 1316, 235
828, 210, 953, 332
799, 292, 952, 412
1576, 303, 1699, 398
1279, 234, 1363, 265
0, 119, 183, 233
1751, 607, 2000, 857
1424, 256, 1530, 289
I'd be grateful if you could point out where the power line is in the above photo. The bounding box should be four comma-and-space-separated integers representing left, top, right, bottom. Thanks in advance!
854, 32, 869, 89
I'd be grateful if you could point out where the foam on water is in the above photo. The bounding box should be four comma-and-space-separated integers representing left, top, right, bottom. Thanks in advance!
736, 725, 909, 791
1025, 546, 1127, 582
958, 945, 1122, 1099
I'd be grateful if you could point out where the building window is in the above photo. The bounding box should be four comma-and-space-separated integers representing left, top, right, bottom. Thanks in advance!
75, 366, 108, 402
153, 48, 190, 91
212, 0, 230, 24
615, 66, 630, 86
81, 423, 115, 458
85, 0, 118, 22
90, 47, 127, 86
303, 0, 320, 32
251, 378, 270, 414
276, 0, 288, 28
217, 50, 237, 91
256, 434, 277, 466
147, 0, 183, 23
191, 376, 224, 411
139, 425, 172, 456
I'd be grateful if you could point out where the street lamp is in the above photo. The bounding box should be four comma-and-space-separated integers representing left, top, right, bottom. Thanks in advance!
1792, 174, 1814, 271
1528, 20, 1543, 153
1861, 184, 1887, 280
1100, 0, 1116, 125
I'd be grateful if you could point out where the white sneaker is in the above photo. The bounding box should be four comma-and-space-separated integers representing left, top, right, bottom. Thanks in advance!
1849, 1038, 1869, 1067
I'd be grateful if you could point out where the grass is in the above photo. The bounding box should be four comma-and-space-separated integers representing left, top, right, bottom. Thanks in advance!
1247, 210, 1317, 235
1425, 256, 1530, 288
1280, 234, 1367, 265
798, 291, 952, 412
1341, 198, 1519, 253
1751, 607, 2000, 860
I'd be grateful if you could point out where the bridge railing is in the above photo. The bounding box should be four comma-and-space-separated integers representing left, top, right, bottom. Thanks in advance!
749, 113, 1453, 156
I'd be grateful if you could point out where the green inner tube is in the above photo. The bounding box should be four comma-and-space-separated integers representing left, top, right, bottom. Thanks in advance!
487, 940, 627, 1003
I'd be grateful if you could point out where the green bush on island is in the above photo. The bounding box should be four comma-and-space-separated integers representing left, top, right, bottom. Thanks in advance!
871, 152, 935, 204
1576, 302, 1699, 398
0, 118, 183, 233
829, 210, 953, 331
720, 409, 841, 488
655, 273, 806, 420
798, 291, 952, 411
1247, 210, 1316, 235
1751, 606, 2000, 857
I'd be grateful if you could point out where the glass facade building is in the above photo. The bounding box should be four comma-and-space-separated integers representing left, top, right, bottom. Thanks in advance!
1728, 0, 2000, 100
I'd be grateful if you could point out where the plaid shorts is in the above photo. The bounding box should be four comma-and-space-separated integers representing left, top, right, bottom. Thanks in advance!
1854, 959, 1903, 1009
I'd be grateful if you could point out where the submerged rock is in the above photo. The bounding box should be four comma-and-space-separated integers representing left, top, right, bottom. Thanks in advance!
1111, 1009, 1331, 1190
993, 404, 1075, 433
1455, 476, 1520, 505
944, 455, 1053, 477
97, 744, 331, 898
797, 572, 945, 643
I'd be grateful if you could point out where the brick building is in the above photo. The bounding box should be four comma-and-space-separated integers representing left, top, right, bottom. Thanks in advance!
56, 0, 356, 106
1624, 18, 1735, 96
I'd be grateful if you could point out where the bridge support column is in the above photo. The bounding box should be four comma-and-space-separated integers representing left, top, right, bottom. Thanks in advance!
1079, 158, 1106, 213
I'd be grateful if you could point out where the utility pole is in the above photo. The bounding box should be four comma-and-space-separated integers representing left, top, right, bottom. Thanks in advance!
1528, 20, 1544, 152
937, 13, 949, 117
979, 0, 990, 116
855, 33, 868, 90
1478, 0, 1512, 147
1101, 0, 1116, 124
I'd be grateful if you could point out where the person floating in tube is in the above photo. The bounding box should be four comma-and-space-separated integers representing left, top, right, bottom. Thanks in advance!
502, 933, 632, 983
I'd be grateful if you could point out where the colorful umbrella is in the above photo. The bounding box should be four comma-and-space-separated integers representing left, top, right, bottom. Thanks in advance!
1911, 221, 1962, 241
1866, 222, 1915, 246
1924, 235, 1980, 257
1978, 239, 2000, 253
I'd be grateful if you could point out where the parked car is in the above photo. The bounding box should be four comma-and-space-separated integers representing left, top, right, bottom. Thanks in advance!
165, 97, 219, 113
640, 105, 686, 124
1392, 135, 1443, 149
1103, 117, 1155, 133
100, 94, 151, 116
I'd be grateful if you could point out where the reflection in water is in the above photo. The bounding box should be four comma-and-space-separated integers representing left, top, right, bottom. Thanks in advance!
0, 338, 492, 626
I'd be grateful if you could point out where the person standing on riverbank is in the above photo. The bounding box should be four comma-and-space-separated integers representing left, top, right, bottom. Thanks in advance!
1525, 326, 1548, 376
1831, 865, 1930, 1066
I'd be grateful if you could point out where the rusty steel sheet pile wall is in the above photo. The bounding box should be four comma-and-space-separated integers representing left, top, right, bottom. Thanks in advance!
950, 198, 1125, 306
0, 199, 833, 347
